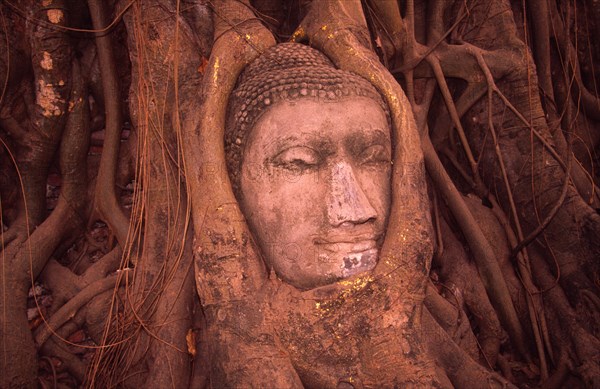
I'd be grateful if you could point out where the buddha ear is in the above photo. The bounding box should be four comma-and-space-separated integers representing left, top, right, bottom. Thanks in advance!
296, 0, 433, 294
181, 0, 275, 305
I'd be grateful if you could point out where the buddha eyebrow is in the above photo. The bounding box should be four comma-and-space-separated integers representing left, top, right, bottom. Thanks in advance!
266, 134, 334, 155
345, 129, 391, 154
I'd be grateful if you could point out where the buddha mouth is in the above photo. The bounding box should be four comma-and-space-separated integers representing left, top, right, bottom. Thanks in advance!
315, 240, 377, 254
313, 233, 381, 254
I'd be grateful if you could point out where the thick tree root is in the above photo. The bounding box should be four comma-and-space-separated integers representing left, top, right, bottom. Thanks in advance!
35, 272, 126, 347
433, 217, 503, 368
88, 0, 130, 245
1, 54, 88, 387
423, 307, 517, 389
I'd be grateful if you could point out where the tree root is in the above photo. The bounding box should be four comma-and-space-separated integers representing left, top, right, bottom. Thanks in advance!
40, 337, 86, 383
40, 247, 123, 317
180, 0, 275, 301
529, 247, 600, 387
1, 54, 88, 387
35, 272, 127, 347
86, 1, 205, 386
11, 0, 74, 231
547, 0, 600, 122
88, 0, 130, 246
424, 281, 479, 361
433, 217, 503, 368
178, 1, 303, 386
423, 307, 517, 389
375, 0, 532, 365
422, 134, 529, 361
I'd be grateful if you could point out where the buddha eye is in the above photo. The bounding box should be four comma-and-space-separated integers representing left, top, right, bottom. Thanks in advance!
360, 144, 390, 165
273, 146, 321, 172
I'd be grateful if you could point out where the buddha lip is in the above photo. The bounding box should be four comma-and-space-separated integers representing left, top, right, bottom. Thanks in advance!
313, 232, 381, 245
313, 235, 380, 252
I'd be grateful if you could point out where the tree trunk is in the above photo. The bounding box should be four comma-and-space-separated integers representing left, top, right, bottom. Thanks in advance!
0, 0, 599, 387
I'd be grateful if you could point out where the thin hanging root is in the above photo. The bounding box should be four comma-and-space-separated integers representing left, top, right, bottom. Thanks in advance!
529, 0, 600, 207
470, 48, 572, 262
405, 69, 415, 104
426, 55, 486, 196
364, 0, 406, 57
439, 146, 476, 188
383, 8, 531, 362
547, 0, 600, 121
411, 79, 437, 132
432, 189, 443, 256
422, 135, 530, 362
390, 8, 472, 76
472, 47, 552, 379
396, 35, 551, 170
481, 64, 569, 172
40, 356, 58, 389
487, 193, 555, 363
542, 356, 570, 389
405, 0, 415, 41
429, 81, 487, 146
491, 81, 590, 225
509, 167, 571, 258
514, 155, 573, 252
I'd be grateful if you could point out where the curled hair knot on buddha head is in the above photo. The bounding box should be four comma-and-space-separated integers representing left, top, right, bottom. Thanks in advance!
225, 42, 391, 194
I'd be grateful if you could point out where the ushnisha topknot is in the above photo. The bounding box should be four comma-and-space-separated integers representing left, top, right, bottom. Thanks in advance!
225, 42, 391, 192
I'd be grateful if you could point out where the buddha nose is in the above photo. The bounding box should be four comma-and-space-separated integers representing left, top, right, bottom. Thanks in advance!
327, 162, 377, 227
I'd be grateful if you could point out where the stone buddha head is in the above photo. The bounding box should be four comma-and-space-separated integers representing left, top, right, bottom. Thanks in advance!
225, 43, 392, 290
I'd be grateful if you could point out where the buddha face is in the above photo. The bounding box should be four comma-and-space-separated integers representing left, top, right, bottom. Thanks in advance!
239, 97, 392, 290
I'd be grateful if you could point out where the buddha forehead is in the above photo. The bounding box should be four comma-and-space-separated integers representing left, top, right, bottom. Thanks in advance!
225, 42, 391, 192
247, 97, 391, 157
